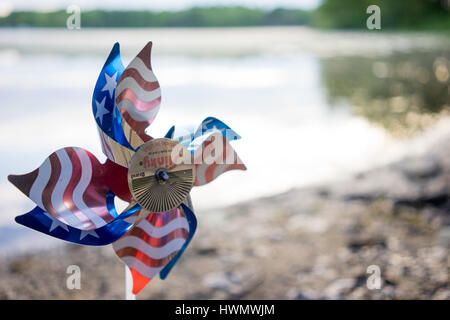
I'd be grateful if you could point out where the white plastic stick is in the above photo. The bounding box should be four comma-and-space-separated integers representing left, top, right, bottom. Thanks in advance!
125, 265, 136, 300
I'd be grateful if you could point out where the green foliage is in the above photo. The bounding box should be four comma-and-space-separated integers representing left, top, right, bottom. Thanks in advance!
0, 7, 310, 28
315, 0, 450, 30
0, 2, 448, 30
265, 7, 312, 25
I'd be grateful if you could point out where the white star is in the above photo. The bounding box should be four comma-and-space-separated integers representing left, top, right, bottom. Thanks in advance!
95, 96, 108, 125
79, 229, 99, 240
101, 72, 117, 99
211, 125, 225, 133
43, 212, 69, 232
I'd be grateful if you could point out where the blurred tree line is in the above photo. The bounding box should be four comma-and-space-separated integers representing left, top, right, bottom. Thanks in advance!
0, 7, 311, 28
0, 1, 448, 29
315, 0, 450, 30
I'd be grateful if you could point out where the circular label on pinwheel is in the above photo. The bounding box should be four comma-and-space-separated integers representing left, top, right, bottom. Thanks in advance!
127, 138, 194, 213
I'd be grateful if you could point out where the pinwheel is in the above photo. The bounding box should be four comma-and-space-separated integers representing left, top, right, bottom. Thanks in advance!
8, 42, 246, 295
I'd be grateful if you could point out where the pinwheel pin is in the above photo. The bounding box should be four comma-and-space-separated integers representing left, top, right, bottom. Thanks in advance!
8, 42, 246, 296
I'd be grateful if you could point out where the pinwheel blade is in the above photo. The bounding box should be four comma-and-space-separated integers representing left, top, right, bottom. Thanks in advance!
115, 41, 162, 149
103, 159, 133, 203
8, 147, 130, 230
93, 42, 136, 167
192, 131, 247, 186
113, 205, 194, 294
171, 117, 241, 148
14, 203, 142, 246
193, 116, 241, 142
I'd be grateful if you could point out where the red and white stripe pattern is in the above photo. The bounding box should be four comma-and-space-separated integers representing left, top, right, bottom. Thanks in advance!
115, 42, 161, 144
113, 207, 189, 294
8, 147, 114, 230
193, 132, 247, 186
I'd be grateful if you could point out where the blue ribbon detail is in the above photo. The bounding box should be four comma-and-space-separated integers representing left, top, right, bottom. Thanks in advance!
105, 191, 141, 220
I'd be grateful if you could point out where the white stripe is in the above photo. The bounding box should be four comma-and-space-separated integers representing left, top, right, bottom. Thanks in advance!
73, 148, 108, 229
29, 158, 51, 210
137, 217, 189, 238
51, 149, 85, 228
120, 256, 163, 279
113, 236, 186, 259
117, 99, 160, 122
102, 137, 114, 160
125, 57, 158, 82
123, 215, 137, 224
116, 77, 161, 102
103, 135, 114, 161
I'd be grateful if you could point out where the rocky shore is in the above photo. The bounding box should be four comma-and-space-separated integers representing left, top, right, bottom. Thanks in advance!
0, 134, 448, 300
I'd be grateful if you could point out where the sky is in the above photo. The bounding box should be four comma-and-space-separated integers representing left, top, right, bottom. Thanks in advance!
1, 0, 321, 12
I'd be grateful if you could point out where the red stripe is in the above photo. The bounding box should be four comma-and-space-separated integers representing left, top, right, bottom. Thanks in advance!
193, 135, 247, 186
195, 162, 246, 186
219, 163, 246, 180
193, 138, 212, 164
194, 169, 198, 185
115, 210, 188, 267
62, 148, 85, 224
146, 208, 184, 227
204, 161, 219, 183
117, 68, 160, 91
121, 110, 154, 142
81, 151, 111, 223
116, 88, 161, 112
116, 247, 181, 268
7, 168, 39, 198
136, 42, 153, 70
116, 41, 160, 147
120, 209, 186, 239
204, 136, 227, 182
114, 207, 187, 294
41, 153, 63, 221
128, 227, 189, 248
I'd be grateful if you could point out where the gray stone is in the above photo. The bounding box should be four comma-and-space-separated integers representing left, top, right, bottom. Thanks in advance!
322, 278, 357, 299
436, 227, 450, 248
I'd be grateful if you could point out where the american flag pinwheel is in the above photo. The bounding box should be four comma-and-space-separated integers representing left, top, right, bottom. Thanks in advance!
8, 42, 246, 295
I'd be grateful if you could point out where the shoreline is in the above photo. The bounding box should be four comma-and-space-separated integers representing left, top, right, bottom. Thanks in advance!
1, 27, 449, 58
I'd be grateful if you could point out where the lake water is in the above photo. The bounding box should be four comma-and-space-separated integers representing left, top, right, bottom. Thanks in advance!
0, 27, 449, 254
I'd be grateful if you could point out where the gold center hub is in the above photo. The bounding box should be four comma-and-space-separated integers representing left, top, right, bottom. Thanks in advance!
127, 138, 195, 213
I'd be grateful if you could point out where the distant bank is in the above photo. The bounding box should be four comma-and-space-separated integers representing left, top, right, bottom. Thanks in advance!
0, 1, 449, 30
